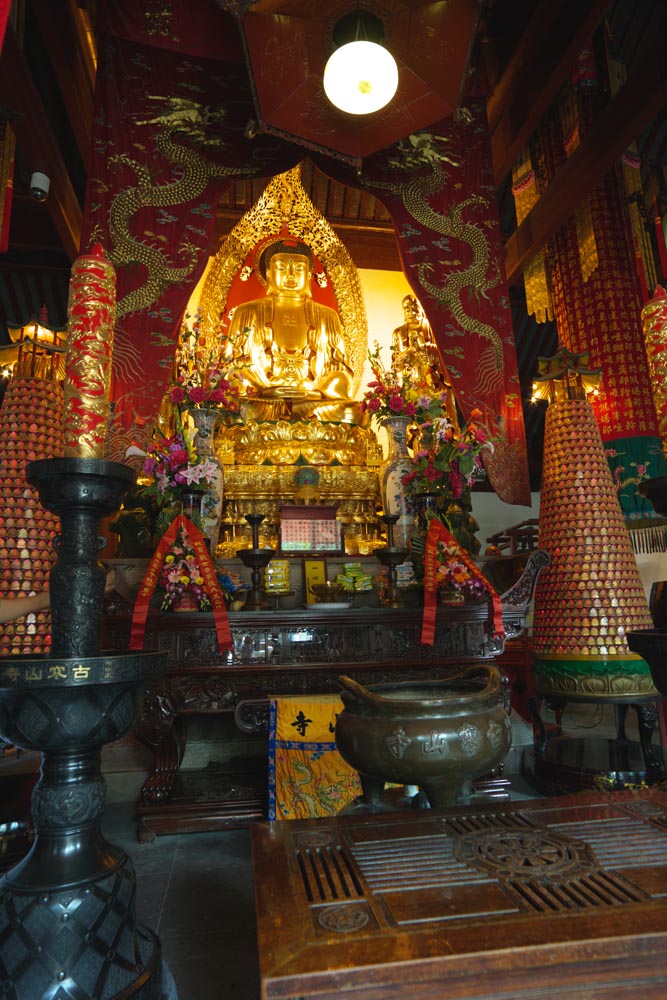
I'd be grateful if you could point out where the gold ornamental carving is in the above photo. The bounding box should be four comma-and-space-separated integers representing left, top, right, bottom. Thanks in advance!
227, 420, 377, 466
534, 668, 657, 698
198, 164, 368, 399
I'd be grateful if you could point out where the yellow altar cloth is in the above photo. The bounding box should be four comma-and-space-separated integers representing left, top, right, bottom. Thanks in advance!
267, 694, 362, 820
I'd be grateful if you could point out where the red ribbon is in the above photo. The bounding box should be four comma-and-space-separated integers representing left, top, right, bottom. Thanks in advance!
129, 513, 232, 652
421, 517, 503, 646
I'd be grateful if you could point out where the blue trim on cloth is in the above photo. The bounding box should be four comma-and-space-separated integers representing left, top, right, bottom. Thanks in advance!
267, 698, 340, 818
267, 699, 277, 820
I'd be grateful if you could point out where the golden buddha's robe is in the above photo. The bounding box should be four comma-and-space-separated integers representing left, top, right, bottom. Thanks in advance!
231, 297, 353, 401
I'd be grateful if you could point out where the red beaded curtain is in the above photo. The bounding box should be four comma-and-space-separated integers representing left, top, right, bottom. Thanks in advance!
83, 1, 529, 505
533, 51, 667, 544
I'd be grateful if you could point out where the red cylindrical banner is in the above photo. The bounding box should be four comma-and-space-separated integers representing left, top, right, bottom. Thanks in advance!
63, 243, 116, 457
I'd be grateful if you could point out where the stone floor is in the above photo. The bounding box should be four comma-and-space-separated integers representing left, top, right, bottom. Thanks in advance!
99, 769, 548, 1000
2, 698, 661, 1000
97, 698, 667, 1000
101, 804, 261, 1000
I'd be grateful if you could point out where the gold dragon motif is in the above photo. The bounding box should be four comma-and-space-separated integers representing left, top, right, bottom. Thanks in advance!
365, 131, 504, 395
104, 96, 258, 319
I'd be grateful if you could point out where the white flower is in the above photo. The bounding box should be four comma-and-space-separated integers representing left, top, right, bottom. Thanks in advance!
181, 464, 206, 486
199, 459, 219, 483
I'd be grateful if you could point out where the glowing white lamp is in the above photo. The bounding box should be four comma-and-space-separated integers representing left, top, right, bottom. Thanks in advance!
323, 39, 398, 115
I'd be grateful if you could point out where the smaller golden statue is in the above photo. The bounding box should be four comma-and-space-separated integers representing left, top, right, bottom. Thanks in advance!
391, 294, 458, 428
225, 238, 361, 423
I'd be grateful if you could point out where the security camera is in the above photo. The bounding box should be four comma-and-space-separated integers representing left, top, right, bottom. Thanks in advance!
30, 172, 50, 202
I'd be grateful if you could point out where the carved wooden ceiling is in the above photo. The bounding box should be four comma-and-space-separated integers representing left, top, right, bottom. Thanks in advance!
3, 0, 666, 284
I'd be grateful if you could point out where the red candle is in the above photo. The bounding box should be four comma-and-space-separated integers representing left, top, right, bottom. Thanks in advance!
63, 244, 116, 457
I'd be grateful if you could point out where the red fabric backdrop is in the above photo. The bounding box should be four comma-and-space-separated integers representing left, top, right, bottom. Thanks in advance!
358, 106, 529, 504
83, 0, 528, 504
83, 17, 294, 457
0, 0, 10, 54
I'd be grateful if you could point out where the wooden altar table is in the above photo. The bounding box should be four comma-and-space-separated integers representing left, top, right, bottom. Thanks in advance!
251, 789, 667, 999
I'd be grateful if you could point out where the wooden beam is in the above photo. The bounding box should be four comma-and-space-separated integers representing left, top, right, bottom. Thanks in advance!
0, 26, 82, 261
31, 0, 95, 173
213, 212, 401, 270
504, 47, 667, 286
486, 0, 567, 136
488, 0, 610, 187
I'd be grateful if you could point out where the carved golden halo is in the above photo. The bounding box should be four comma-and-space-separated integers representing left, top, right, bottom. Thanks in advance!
198, 163, 368, 398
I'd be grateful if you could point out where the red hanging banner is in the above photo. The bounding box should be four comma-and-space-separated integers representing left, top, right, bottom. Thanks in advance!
129, 514, 231, 652
0, 118, 15, 254
420, 517, 503, 647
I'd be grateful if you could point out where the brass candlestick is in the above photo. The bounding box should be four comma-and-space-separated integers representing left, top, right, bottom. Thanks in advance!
376, 512, 408, 608
236, 513, 275, 611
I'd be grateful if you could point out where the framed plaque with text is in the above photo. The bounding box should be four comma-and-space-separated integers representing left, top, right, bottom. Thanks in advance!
279, 505, 343, 554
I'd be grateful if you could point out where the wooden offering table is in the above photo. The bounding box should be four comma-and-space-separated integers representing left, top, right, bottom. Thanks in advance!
252, 789, 667, 999
103, 601, 516, 840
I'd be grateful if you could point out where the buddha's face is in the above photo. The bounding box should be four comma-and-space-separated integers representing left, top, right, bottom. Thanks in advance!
402, 296, 420, 322
267, 252, 311, 296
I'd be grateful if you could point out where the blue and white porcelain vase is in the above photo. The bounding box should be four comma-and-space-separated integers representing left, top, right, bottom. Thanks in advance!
190, 408, 224, 554
379, 415, 414, 551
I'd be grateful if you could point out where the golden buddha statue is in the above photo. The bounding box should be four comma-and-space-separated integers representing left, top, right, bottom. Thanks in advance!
391, 294, 458, 427
391, 295, 441, 383
226, 238, 360, 423
194, 167, 381, 556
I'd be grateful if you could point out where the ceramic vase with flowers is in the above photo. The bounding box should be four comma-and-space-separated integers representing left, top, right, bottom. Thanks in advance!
167, 310, 245, 554
188, 408, 224, 553
401, 407, 493, 558
362, 343, 454, 551
126, 408, 220, 542
379, 415, 414, 550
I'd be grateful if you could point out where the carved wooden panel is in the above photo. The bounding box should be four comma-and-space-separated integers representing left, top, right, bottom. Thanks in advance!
252, 790, 667, 999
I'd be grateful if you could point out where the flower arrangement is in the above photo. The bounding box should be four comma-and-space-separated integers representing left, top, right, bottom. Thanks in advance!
168, 309, 245, 419
360, 342, 449, 424
126, 409, 219, 537
137, 420, 217, 505
401, 409, 491, 501
158, 529, 212, 611
435, 538, 487, 601
216, 567, 250, 608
